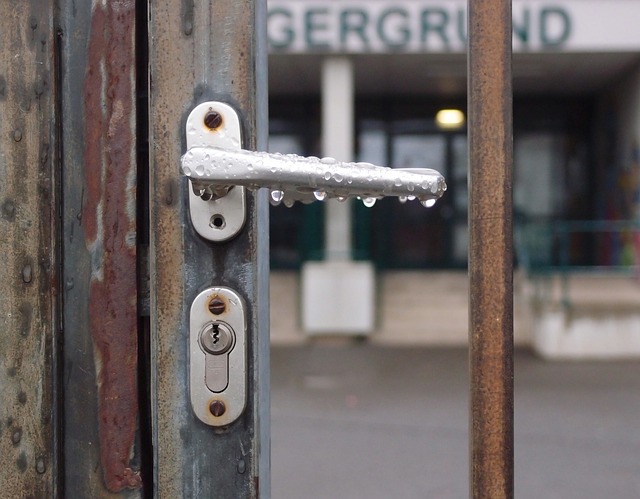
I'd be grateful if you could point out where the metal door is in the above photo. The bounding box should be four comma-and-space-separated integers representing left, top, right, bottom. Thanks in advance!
0, 0, 270, 496
0, 0, 512, 497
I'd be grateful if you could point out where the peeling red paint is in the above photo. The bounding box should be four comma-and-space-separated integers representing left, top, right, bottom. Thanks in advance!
82, 0, 141, 492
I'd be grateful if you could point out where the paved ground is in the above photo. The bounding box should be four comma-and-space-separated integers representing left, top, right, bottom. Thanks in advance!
271, 345, 640, 498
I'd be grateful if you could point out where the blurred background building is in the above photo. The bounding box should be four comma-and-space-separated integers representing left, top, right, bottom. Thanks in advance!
265, 0, 640, 357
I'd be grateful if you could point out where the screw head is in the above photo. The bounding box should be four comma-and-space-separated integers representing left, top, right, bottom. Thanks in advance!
204, 110, 223, 130
209, 400, 226, 417
208, 297, 226, 315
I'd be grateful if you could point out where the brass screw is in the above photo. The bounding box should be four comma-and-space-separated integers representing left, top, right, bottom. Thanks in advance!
204, 110, 223, 130
208, 297, 226, 315
209, 400, 226, 417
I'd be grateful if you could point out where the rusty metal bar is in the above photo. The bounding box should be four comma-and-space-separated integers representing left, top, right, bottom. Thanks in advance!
0, 2, 59, 496
59, 0, 143, 495
148, 0, 270, 496
468, 0, 514, 497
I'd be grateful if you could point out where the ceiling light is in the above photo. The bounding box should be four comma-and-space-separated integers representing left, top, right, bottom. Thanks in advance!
435, 109, 465, 130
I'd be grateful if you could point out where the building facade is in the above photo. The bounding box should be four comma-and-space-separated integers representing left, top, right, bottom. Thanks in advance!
266, 0, 640, 357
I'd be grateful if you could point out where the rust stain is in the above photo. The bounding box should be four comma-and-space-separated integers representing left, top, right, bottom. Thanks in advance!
82, 0, 141, 492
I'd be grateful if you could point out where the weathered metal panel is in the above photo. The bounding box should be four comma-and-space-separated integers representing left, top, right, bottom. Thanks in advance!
0, 1, 58, 496
59, 0, 143, 495
468, 0, 514, 497
148, 0, 270, 496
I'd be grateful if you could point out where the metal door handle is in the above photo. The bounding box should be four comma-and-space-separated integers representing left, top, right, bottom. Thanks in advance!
183, 146, 447, 206
181, 101, 447, 241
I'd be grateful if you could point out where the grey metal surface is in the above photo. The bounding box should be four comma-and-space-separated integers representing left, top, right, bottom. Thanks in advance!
0, 1, 58, 496
271, 346, 640, 499
468, 0, 514, 497
148, 0, 270, 496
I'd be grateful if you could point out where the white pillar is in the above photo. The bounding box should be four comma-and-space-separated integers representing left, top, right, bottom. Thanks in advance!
301, 57, 375, 335
321, 57, 354, 260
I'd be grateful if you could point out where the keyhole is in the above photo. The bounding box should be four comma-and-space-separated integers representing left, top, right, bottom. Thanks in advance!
212, 324, 220, 344
199, 322, 233, 355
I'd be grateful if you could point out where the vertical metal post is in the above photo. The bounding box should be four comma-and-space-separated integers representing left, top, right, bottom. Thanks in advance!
468, 0, 514, 497
148, 0, 270, 496
0, 2, 58, 496
59, 1, 143, 495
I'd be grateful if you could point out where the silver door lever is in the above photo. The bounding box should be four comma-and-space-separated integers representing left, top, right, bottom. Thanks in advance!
183, 146, 447, 207
181, 101, 447, 241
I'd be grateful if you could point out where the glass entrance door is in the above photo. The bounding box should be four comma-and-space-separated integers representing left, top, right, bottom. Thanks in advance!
357, 120, 468, 268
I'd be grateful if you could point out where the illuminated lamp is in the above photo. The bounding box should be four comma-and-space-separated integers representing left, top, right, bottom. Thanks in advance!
435, 109, 465, 130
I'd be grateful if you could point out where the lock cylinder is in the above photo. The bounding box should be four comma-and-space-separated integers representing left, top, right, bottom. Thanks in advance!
199, 321, 235, 356
190, 287, 247, 426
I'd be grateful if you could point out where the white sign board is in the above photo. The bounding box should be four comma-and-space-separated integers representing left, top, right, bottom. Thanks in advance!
268, 0, 640, 54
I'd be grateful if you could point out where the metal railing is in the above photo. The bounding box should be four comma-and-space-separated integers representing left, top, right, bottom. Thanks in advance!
517, 220, 640, 275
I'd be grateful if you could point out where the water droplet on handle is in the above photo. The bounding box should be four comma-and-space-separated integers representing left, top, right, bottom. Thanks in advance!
399, 196, 408, 204
195, 164, 205, 176
270, 190, 284, 203
314, 190, 327, 201
421, 199, 437, 208
362, 197, 376, 208
269, 191, 283, 206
